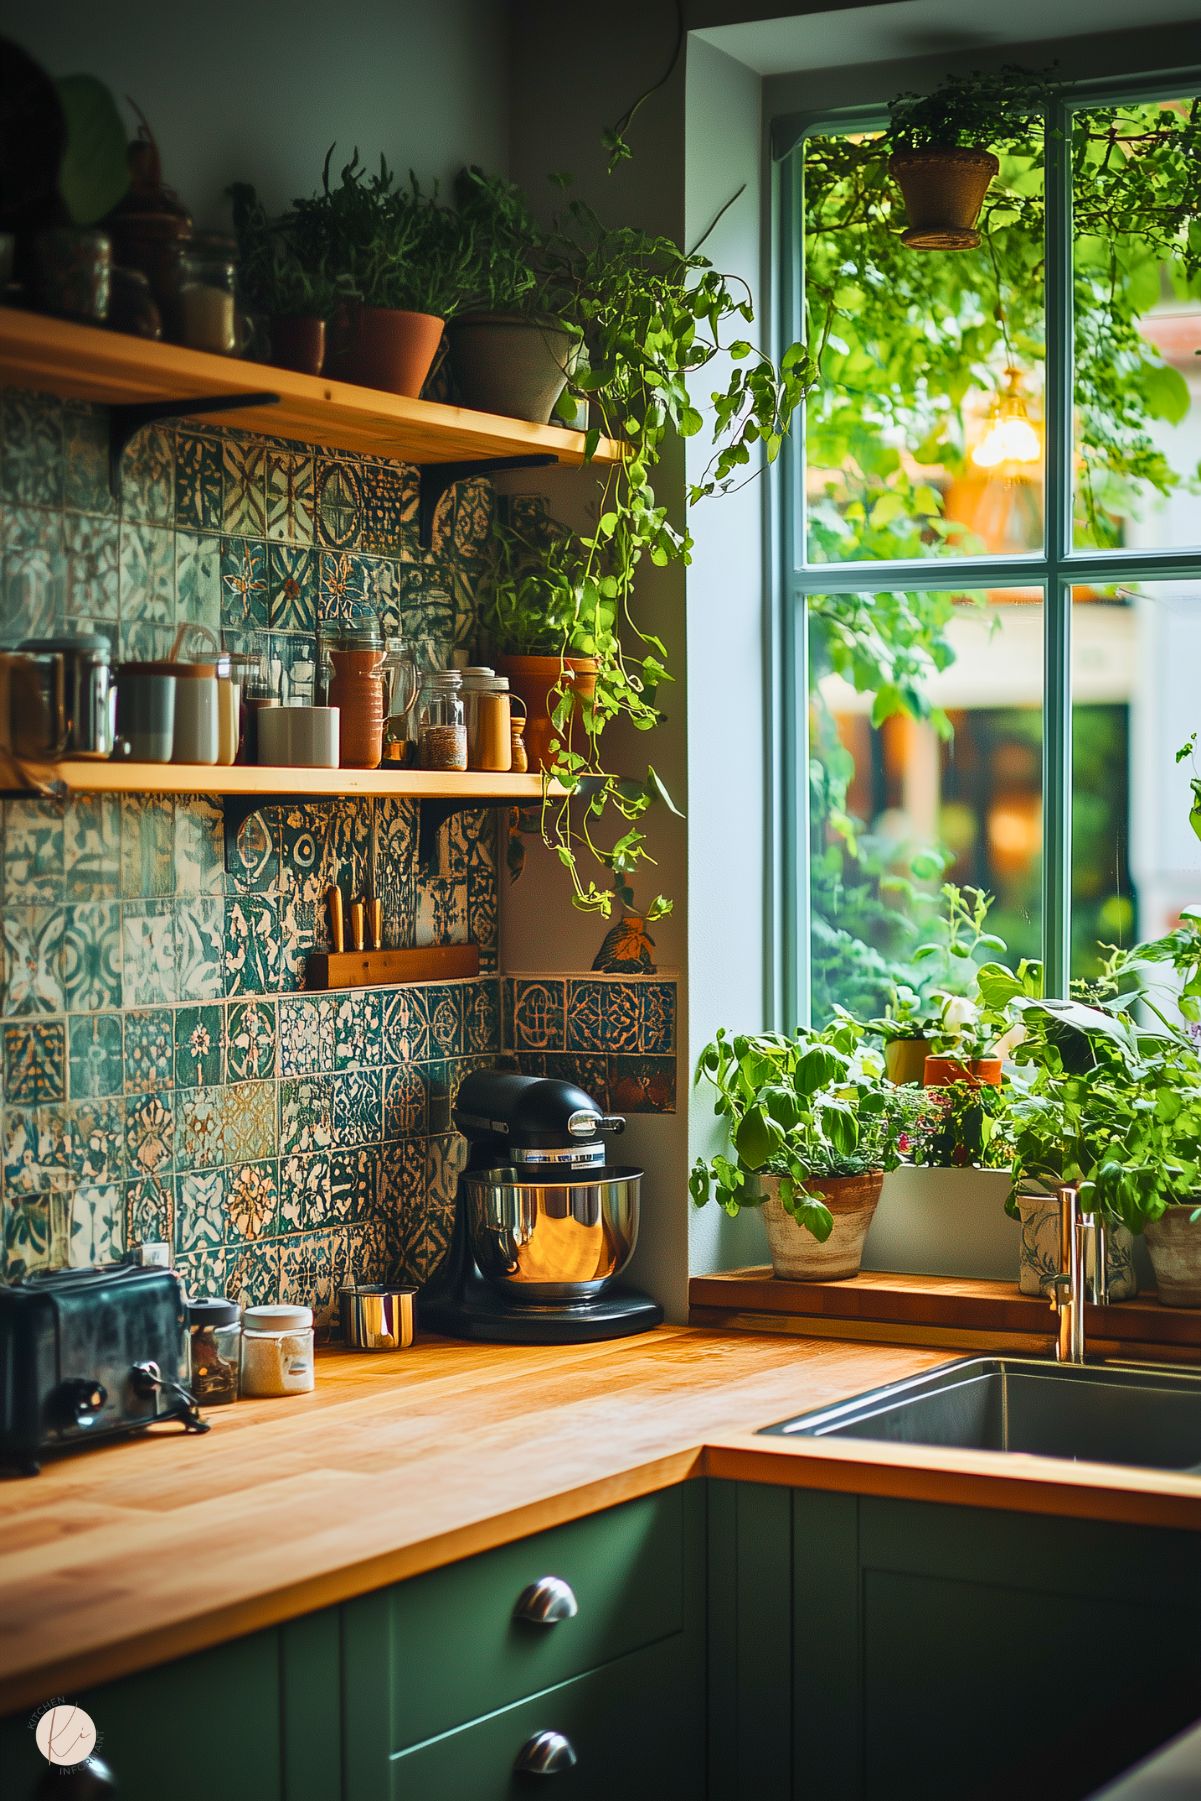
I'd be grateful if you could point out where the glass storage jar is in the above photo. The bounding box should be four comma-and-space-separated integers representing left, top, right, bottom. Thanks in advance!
240, 1303, 315, 1397
187, 1297, 241, 1406
177, 234, 241, 355
417, 669, 467, 771
380, 637, 420, 765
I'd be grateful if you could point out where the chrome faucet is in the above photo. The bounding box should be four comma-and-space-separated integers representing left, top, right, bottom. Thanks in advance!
1046, 1186, 1105, 1363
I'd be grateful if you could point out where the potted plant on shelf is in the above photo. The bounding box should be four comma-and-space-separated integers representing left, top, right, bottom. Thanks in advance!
909, 1078, 1010, 1171
227, 181, 347, 375
689, 1019, 919, 1281
288, 149, 472, 396
865, 884, 1008, 1083
886, 64, 1056, 251
447, 167, 581, 425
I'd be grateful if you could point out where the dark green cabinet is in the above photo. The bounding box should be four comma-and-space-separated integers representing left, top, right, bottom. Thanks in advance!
710, 1480, 1201, 1801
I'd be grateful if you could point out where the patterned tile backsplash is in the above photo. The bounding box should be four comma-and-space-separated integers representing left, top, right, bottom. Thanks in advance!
0, 385, 679, 1331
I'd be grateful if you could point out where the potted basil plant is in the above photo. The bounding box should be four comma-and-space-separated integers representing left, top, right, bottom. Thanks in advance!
887, 64, 1056, 250
227, 182, 348, 375
689, 1020, 919, 1281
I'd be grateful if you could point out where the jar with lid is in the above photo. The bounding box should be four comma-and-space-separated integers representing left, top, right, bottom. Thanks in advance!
460, 666, 518, 772
417, 669, 467, 771
187, 1297, 241, 1406
240, 1304, 315, 1397
321, 602, 385, 769
380, 637, 419, 765
177, 233, 241, 355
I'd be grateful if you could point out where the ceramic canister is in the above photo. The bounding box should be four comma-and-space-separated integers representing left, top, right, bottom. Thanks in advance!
116, 664, 176, 763
165, 661, 219, 765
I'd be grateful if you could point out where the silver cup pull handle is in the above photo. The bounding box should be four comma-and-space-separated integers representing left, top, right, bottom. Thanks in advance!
513, 1729, 578, 1776
513, 1575, 579, 1626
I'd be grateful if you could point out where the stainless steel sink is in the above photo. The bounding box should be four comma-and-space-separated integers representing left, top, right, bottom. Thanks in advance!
762, 1356, 1201, 1472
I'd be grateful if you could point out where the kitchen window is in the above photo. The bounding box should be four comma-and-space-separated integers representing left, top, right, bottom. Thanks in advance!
777, 77, 1201, 1028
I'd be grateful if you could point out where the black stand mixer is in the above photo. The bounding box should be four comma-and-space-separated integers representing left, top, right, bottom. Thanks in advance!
418, 1070, 664, 1343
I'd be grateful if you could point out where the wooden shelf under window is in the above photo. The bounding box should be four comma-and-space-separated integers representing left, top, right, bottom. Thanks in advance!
0, 307, 623, 470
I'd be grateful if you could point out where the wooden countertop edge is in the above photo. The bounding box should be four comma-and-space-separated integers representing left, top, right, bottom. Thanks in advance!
0, 1450, 704, 1715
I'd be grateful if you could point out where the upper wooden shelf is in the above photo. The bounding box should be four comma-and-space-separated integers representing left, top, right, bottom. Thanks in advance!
8, 760, 559, 803
0, 307, 623, 472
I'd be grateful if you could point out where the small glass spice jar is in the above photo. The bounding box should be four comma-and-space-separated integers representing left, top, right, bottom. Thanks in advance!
240, 1303, 315, 1398
177, 233, 241, 354
417, 669, 467, 771
187, 1297, 242, 1407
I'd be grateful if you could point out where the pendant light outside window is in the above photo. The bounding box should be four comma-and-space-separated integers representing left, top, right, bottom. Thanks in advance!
971, 366, 1041, 471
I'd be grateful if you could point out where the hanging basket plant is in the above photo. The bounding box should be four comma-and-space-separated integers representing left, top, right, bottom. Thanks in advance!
885, 65, 1057, 251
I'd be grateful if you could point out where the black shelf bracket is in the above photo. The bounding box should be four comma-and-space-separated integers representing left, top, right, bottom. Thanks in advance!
417, 794, 523, 871
417, 454, 556, 550
109, 392, 281, 499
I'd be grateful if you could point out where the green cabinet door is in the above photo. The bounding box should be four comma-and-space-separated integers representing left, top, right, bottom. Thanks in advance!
0, 1613, 340, 1801
792, 1491, 1201, 1801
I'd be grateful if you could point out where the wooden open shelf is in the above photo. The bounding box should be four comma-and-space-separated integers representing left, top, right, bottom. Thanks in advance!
0, 308, 623, 472
14, 759, 560, 803
689, 1268, 1201, 1362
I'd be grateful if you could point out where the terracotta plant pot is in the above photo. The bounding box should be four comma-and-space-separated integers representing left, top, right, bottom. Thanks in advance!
1016, 1193, 1138, 1301
889, 147, 999, 251
1145, 1205, 1201, 1307
497, 652, 598, 772
327, 304, 444, 397
758, 1171, 884, 1282
271, 314, 326, 376
447, 313, 576, 424
884, 1038, 932, 1086
922, 1055, 1003, 1088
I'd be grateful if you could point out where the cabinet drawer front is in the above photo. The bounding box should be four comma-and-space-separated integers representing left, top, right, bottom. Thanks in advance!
350, 1485, 692, 1756
388, 1635, 702, 1801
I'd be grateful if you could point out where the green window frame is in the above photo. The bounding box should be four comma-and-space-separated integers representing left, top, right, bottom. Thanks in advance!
775, 71, 1201, 1030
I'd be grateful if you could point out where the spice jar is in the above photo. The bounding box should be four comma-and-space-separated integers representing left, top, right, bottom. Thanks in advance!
187, 1297, 241, 1407
323, 604, 384, 769
177, 234, 241, 355
417, 669, 467, 771
240, 1303, 315, 1397
381, 637, 419, 765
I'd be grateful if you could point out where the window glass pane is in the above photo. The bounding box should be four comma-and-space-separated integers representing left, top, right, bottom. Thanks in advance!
1072, 96, 1201, 552
802, 128, 1045, 565
809, 588, 1044, 1021
1071, 580, 1201, 983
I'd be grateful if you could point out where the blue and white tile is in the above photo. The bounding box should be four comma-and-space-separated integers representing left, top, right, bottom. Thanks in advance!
125, 1090, 176, 1179
119, 521, 175, 625
63, 511, 119, 626
123, 1007, 174, 1092
174, 431, 223, 531
64, 795, 121, 900
226, 998, 276, 1082
225, 1158, 278, 1242
174, 530, 223, 633
62, 902, 123, 1011
72, 1181, 123, 1264
4, 797, 64, 904
70, 1097, 127, 1185
221, 439, 267, 537
176, 895, 225, 1000
120, 794, 176, 899
266, 449, 315, 544
3, 1019, 66, 1101
175, 1168, 227, 1253
220, 535, 269, 633
62, 405, 113, 515
120, 425, 174, 524
174, 795, 225, 897
0, 907, 66, 1015
1, 390, 63, 506
122, 902, 178, 1006
68, 1012, 123, 1099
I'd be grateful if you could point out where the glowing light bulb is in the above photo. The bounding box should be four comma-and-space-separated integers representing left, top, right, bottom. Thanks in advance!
971, 369, 1042, 472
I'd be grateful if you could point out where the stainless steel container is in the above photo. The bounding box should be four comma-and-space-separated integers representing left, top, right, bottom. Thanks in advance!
466, 1165, 642, 1300
339, 1284, 416, 1350
22, 634, 115, 758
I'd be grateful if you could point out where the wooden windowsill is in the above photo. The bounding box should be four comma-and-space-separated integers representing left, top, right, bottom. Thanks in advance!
689, 1268, 1201, 1361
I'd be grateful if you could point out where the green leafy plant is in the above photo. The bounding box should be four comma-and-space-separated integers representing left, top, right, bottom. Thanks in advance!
226, 182, 348, 319
689, 1019, 918, 1241
887, 65, 1059, 155
474, 176, 814, 916
909, 1079, 1011, 1170
864, 884, 1008, 1056
289, 149, 473, 317
55, 74, 129, 224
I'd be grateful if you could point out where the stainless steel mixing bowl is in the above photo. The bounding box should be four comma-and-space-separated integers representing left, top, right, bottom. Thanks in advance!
465, 1165, 642, 1300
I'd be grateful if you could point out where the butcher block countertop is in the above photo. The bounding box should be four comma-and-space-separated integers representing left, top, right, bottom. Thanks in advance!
3, 1326, 1201, 1713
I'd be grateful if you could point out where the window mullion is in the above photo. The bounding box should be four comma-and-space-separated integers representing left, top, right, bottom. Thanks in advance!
1043, 97, 1075, 999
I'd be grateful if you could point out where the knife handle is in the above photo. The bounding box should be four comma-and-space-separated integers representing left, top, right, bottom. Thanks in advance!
367, 898, 383, 951
350, 901, 365, 953
326, 887, 344, 954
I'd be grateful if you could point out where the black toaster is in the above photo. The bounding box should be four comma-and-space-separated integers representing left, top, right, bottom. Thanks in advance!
0, 1263, 209, 1475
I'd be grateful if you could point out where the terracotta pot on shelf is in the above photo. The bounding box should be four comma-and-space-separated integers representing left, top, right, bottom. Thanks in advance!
884, 1037, 932, 1086
497, 652, 598, 772
326, 304, 444, 397
270, 314, 325, 376
888, 147, 999, 251
1145, 1205, 1201, 1308
922, 1055, 1003, 1088
758, 1171, 884, 1282
447, 312, 576, 423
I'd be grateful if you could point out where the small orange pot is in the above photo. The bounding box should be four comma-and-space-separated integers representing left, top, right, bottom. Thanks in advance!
327, 305, 444, 397
497, 652, 598, 772
922, 1055, 1003, 1088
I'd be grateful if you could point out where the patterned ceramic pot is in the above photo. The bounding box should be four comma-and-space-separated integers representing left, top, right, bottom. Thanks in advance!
1016, 1193, 1138, 1301
759, 1171, 884, 1282
1145, 1205, 1201, 1308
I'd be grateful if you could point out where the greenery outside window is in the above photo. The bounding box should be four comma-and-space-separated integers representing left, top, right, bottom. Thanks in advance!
777, 75, 1201, 1028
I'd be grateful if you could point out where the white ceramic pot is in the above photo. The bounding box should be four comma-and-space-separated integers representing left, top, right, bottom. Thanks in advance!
1145, 1205, 1201, 1308
759, 1172, 884, 1281
1016, 1193, 1138, 1301
257, 705, 340, 769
